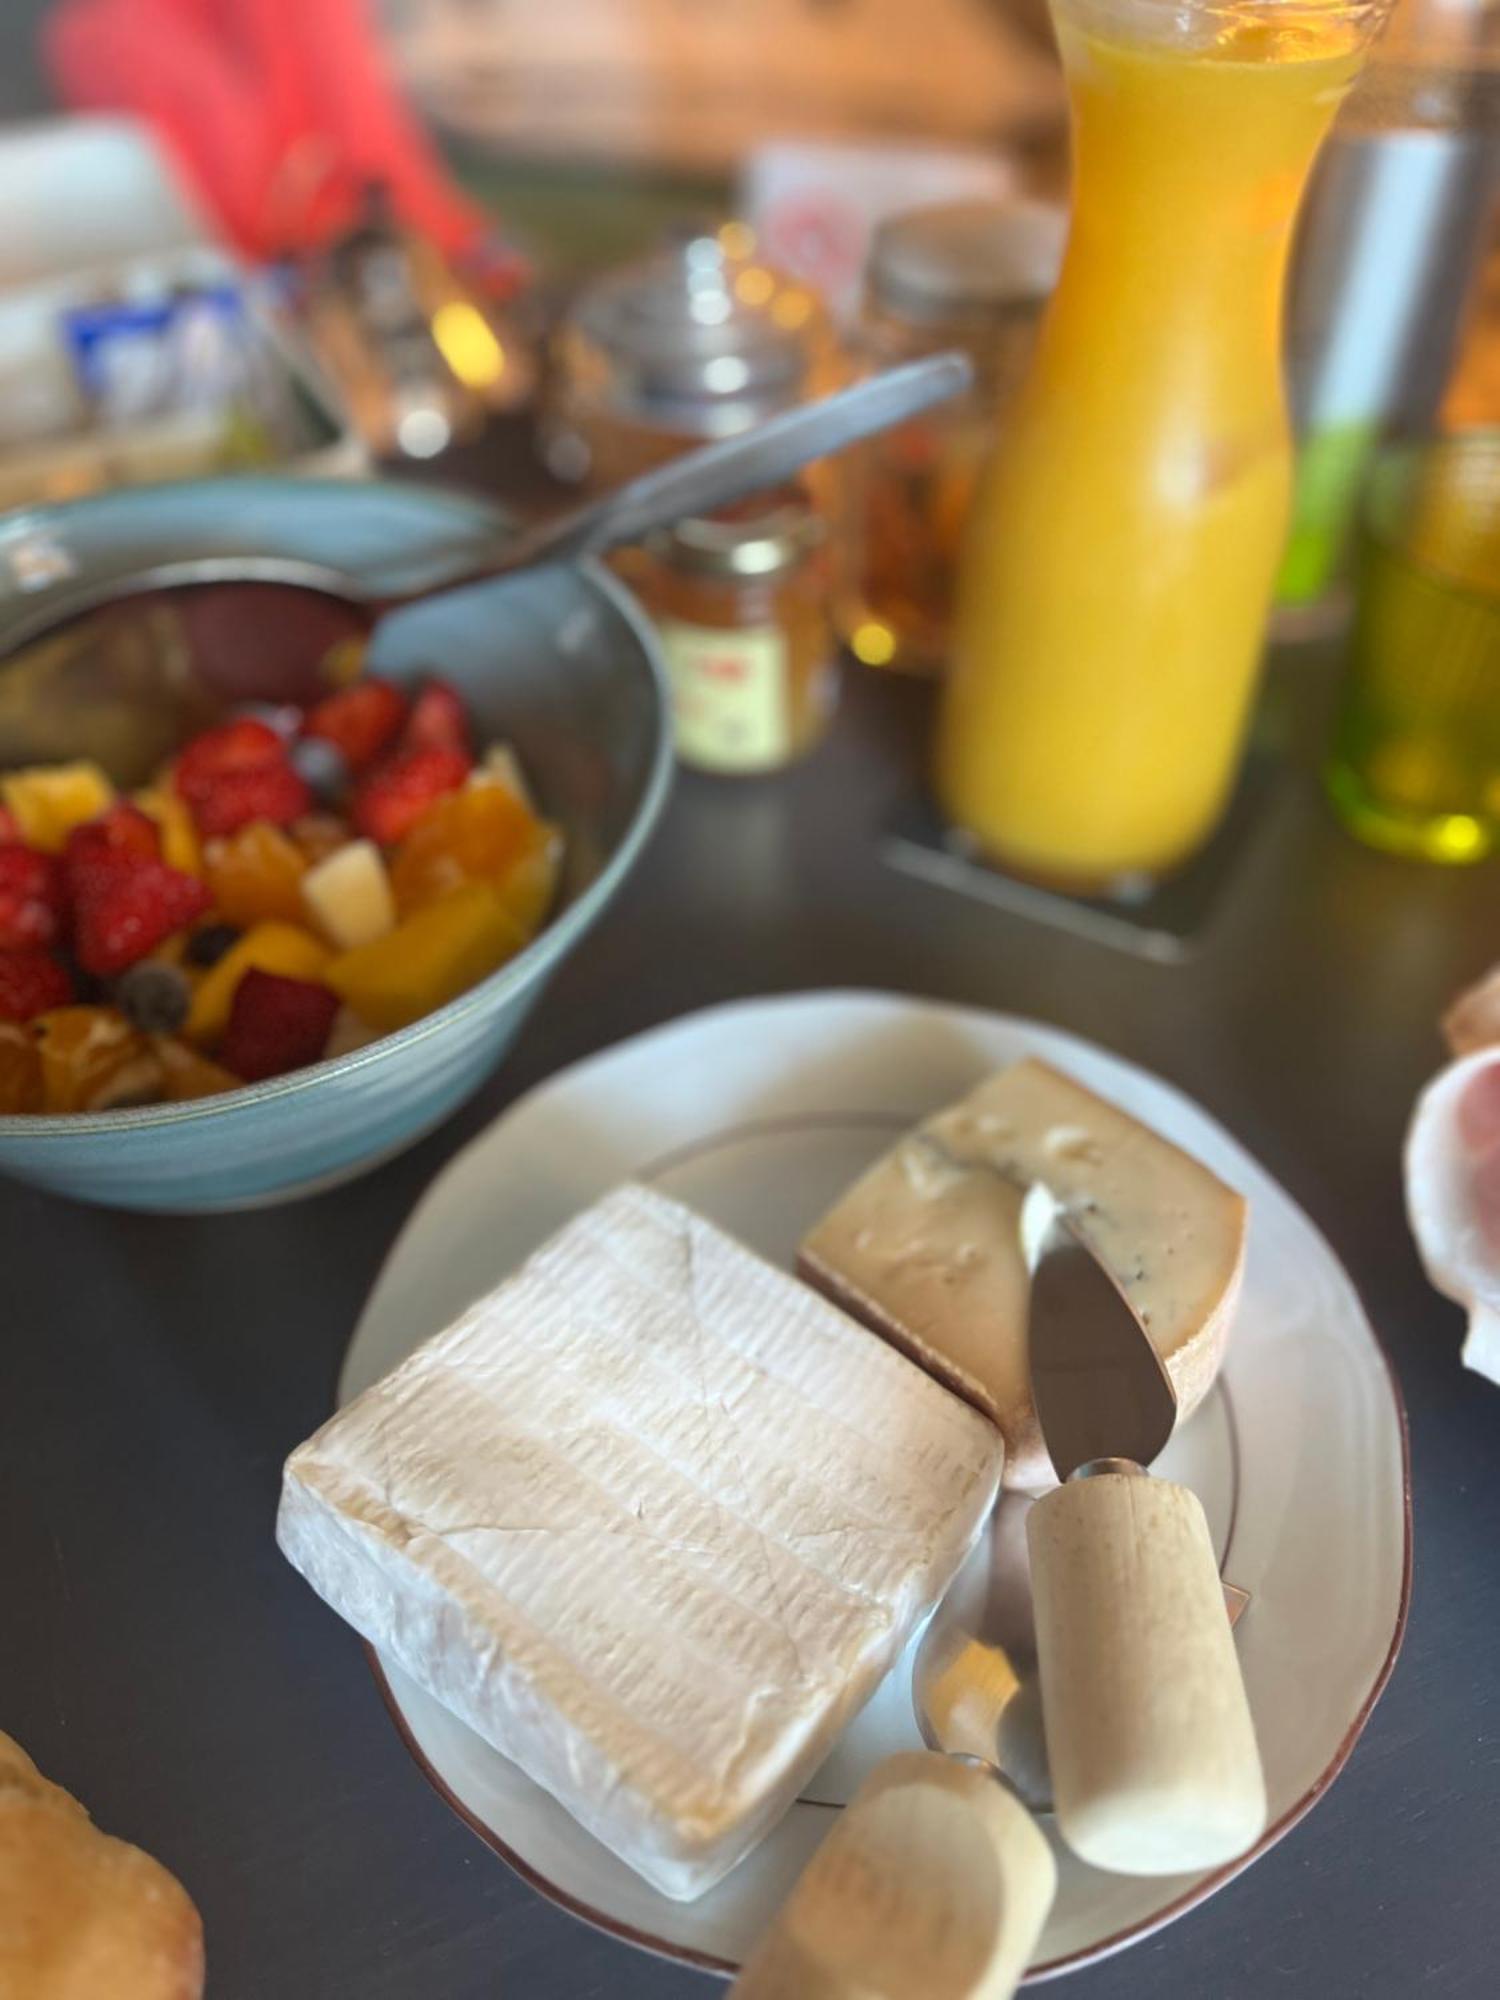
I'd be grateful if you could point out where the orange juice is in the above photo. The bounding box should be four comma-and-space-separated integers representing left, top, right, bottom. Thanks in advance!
937, 0, 1381, 884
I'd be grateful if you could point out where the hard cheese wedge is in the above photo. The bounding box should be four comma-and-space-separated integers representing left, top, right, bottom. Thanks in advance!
277, 1183, 1003, 1900
800, 1059, 1247, 1490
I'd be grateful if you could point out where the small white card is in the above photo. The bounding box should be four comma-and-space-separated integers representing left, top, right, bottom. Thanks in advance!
739, 138, 1016, 323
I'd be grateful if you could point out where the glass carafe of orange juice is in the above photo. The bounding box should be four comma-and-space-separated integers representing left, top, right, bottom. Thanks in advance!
936, 0, 1390, 886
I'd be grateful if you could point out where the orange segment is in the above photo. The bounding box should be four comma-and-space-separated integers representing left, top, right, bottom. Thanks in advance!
203, 821, 308, 927
34, 1007, 164, 1111
290, 815, 349, 866
390, 783, 560, 929
154, 1036, 240, 1102
0, 1022, 42, 1113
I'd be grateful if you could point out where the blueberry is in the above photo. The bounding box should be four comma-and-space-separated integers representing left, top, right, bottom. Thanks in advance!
289, 734, 351, 805
115, 960, 192, 1035
185, 922, 241, 969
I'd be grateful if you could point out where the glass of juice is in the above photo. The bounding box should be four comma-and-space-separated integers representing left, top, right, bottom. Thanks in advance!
936, 0, 1392, 890
1326, 431, 1500, 862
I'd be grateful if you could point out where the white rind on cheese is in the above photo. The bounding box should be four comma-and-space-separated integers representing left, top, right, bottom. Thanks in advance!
277, 1183, 1003, 1900
799, 1060, 1247, 1491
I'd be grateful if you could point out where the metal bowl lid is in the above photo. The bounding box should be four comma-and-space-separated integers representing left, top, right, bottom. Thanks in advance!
566, 231, 822, 421
868, 200, 1068, 322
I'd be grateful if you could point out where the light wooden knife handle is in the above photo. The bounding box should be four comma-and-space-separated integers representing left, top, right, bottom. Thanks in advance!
1026, 1471, 1267, 1877
729, 1751, 1055, 2000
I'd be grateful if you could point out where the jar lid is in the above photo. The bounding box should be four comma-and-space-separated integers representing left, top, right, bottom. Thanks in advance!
564, 230, 823, 429
650, 490, 824, 579
867, 200, 1068, 323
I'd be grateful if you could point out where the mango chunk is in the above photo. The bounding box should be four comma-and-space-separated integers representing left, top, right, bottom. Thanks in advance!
326, 882, 521, 1032
2, 763, 115, 851
134, 789, 202, 877
186, 922, 330, 1045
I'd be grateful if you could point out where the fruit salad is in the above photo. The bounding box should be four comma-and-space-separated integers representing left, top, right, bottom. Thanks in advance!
0, 674, 561, 1114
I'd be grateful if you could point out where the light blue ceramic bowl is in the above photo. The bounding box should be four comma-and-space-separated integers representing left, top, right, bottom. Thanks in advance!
0, 480, 673, 1210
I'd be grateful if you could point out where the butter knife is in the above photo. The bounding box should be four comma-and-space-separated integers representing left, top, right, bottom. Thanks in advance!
1022, 1187, 1267, 1877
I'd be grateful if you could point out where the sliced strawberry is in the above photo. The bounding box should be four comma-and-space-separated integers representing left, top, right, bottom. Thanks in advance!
352, 744, 471, 847
65, 800, 161, 867
173, 716, 311, 836
0, 947, 73, 1021
303, 679, 407, 771
0, 846, 67, 949
219, 968, 340, 1082
174, 717, 285, 796
186, 760, 312, 839
72, 851, 213, 978
403, 678, 473, 757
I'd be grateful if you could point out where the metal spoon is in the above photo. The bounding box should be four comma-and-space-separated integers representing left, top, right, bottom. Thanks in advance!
0, 351, 973, 657
477, 349, 972, 591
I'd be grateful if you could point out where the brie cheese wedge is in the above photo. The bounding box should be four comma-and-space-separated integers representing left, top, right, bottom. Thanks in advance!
278, 1183, 1002, 1900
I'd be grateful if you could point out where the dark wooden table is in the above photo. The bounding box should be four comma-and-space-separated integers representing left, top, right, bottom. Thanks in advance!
4, 655, 1496, 1999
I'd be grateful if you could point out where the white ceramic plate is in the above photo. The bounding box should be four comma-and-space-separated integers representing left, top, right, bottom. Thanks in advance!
341, 991, 1410, 1981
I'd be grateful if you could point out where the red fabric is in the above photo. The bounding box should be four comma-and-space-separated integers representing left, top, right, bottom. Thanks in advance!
44, 0, 488, 261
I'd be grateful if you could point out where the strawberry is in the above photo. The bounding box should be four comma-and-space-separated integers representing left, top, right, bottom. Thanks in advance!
219, 968, 339, 1082
352, 745, 471, 847
71, 850, 213, 978
0, 947, 73, 1020
0, 804, 20, 843
186, 760, 311, 838
65, 800, 161, 867
0, 846, 67, 949
174, 717, 311, 836
403, 678, 473, 757
303, 680, 407, 771
174, 717, 285, 795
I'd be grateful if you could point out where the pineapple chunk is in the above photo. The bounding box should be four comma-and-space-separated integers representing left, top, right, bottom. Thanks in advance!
301, 840, 397, 951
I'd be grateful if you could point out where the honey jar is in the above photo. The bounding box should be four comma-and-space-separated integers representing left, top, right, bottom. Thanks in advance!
542, 228, 837, 492
843, 200, 1066, 676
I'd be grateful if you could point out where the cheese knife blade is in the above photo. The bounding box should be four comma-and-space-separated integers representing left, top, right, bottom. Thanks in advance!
1025, 1203, 1177, 1480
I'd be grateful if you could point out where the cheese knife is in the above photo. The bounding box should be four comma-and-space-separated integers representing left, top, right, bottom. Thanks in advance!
732, 1482, 1058, 1997
1022, 1186, 1267, 1876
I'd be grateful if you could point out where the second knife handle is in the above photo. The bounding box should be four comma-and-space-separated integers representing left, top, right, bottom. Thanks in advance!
1027, 1471, 1267, 1877
729, 1751, 1055, 2000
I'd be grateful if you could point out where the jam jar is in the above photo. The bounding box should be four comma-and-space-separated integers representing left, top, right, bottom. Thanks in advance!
636, 489, 837, 775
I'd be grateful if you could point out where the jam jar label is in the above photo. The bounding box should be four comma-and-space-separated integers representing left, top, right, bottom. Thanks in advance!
659, 620, 790, 773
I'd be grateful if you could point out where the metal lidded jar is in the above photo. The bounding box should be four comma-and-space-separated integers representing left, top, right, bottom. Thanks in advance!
542, 226, 836, 490
845, 199, 1066, 676
636, 487, 838, 776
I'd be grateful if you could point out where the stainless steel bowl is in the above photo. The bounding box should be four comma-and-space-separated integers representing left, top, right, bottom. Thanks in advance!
0, 479, 673, 1210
